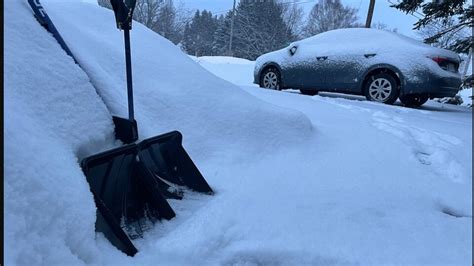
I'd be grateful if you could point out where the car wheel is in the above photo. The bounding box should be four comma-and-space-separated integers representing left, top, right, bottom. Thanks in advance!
300, 89, 318, 96
260, 67, 281, 90
399, 94, 429, 107
364, 73, 399, 104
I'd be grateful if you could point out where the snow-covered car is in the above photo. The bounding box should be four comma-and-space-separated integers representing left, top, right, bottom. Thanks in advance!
254, 28, 462, 106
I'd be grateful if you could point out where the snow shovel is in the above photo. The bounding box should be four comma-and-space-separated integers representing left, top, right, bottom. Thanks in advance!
107, 0, 213, 195
79, 0, 213, 256
81, 144, 176, 256
28, 0, 213, 256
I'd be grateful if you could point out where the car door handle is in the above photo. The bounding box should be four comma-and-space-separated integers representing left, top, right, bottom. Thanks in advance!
364, 53, 376, 58
317, 56, 328, 61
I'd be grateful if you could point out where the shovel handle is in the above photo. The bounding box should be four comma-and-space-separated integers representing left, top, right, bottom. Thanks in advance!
124, 28, 134, 121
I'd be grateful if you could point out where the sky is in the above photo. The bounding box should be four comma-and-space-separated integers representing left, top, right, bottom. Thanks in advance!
178, 0, 420, 38
82, 0, 421, 39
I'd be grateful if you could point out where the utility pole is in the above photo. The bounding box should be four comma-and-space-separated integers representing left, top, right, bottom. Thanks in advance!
228, 0, 236, 56
365, 0, 376, 28
462, 48, 472, 78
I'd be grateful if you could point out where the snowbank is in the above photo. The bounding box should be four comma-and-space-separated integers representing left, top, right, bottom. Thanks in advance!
190, 56, 256, 86
198, 56, 472, 265
459, 88, 472, 107
5, 0, 471, 264
4, 0, 116, 264
192, 56, 253, 65
5, 0, 312, 264
42, 1, 313, 163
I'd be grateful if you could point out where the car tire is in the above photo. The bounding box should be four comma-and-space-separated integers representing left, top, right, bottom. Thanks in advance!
364, 73, 399, 104
260, 67, 281, 90
399, 94, 429, 107
300, 89, 318, 96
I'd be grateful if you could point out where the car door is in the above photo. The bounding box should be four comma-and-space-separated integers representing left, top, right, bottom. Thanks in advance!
282, 46, 328, 90
324, 53, 374, 93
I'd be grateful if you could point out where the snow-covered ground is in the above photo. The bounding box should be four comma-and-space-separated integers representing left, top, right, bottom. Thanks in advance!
190, 56, 256, 86
5, 0, 472, 265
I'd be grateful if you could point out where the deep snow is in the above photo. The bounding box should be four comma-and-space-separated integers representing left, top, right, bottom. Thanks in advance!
5, 0, 472, 265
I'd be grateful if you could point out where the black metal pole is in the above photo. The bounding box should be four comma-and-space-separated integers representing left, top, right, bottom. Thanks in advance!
365, 0, 376, 28
124, 28, 135, 121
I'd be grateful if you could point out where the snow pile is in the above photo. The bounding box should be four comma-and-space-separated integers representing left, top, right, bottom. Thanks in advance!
190, 56, 255, 86
5, 0, 472, 265
458, 88, 472, 107
5, 0, 312, 264
42, 1, 313, 163
256, 28, 461, 82
197, 56, 472, 265
4, 0, 116, 264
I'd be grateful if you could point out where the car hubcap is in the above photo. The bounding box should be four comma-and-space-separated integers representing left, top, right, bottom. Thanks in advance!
263, 72, 279, 89
369, 78, 392, 102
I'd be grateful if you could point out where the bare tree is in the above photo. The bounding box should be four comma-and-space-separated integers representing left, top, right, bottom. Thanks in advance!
133, 0, 162, 30
97, 0, 188, 44
231, 0, 292, 60
173, 0, 193, 38
154, 1, 179, 42
97, 0, 163, 28
280, 1, 305, 40
303, 0, 359, 37
372, 22, 398, 33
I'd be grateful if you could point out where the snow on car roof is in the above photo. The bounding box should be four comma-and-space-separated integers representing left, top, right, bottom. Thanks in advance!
297, 28, 422, 47
289, 28, 458, 59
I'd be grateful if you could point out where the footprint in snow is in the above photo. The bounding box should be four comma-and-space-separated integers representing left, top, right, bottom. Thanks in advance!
415, 151, 432, 165
370, 110, 465, 183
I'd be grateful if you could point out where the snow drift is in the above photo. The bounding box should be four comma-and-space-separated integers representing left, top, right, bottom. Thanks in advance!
42, 0, 313, 162
5, 0, 312, 264
4, 1, 115, 264
190, 56, 256, 86
5, 0, 471, 265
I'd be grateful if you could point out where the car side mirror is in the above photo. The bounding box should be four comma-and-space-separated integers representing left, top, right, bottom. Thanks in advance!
289, 46, 297, 56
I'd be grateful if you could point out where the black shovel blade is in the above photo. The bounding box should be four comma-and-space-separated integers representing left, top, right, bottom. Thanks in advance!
138, 131, 214, 194
93, 192, 138, 256
112, 116, 138, 144
81, 143, 175, 256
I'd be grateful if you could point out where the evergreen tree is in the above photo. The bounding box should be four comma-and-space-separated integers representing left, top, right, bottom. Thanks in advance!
154, 1, 182, 44
392, 0, 472, 53
182, 10, 218, 56
417, 17, 459, 49
214, 0, 293, 60
213, 12, 234, 56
